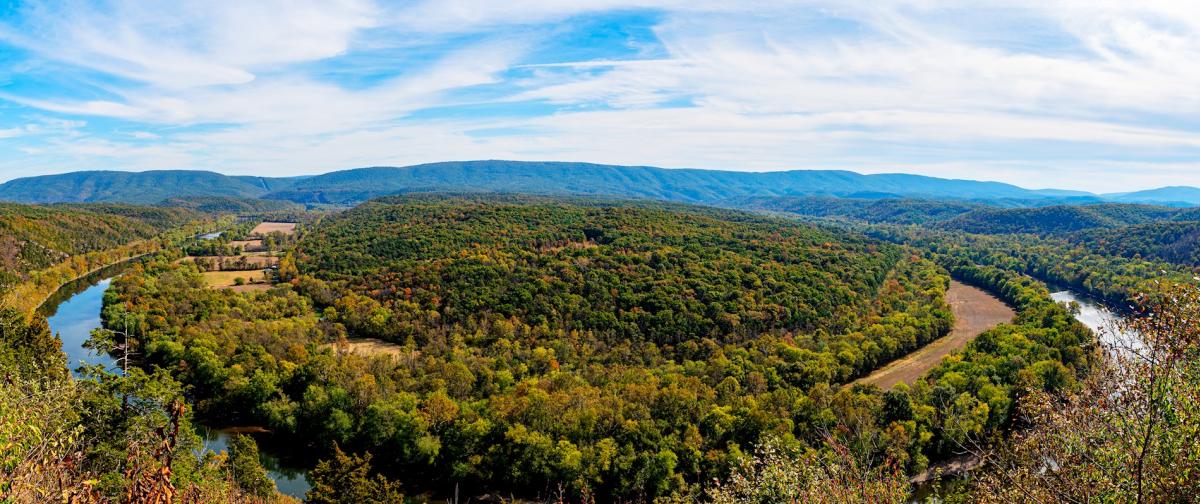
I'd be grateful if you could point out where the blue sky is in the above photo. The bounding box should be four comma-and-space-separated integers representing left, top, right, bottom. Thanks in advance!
2, 1, 1200, 192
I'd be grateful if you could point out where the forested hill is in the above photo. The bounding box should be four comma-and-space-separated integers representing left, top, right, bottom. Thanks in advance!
939, 203, 1183, 234
295, 194, 906, 343
0, 170, 298, 203
1105, 186, 1200, 206
263, 161, 1056, 204
2, 161, 1073, 205
156, 195, 302, 214
0, 203, 195, 289
731, 196, 986, 224
1070, 221, 1200, 266
740, 197, 1200, 237
119, 194, 956, 499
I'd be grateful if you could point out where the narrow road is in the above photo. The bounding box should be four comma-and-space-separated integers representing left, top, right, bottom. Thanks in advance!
854, 280, 1014, 389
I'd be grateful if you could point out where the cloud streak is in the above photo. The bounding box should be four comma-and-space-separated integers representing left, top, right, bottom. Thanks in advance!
1, 0, 1199, 191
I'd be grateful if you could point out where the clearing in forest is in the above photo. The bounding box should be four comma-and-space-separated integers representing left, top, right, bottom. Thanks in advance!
250, 222, 297, 236
854, 280, 1014, 389
324, 338, 407, 359
200, 269, 269, 289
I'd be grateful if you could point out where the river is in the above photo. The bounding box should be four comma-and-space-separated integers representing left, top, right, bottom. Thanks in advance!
40, 261, 1131, 503
1049, 288, 1134, 350
40, 267, 312, 499
910, 285, 1129, 502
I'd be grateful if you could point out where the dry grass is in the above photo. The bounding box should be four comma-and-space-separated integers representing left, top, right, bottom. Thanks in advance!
854, 280, 1015, 389
200, 270, 269, 289
229, 239, 264, 251
250, 222, 297, 236
323, 338, 407, 359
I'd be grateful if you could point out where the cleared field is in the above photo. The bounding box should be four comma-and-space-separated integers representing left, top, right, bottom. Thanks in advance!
251, 222, 297, 236
854, 281, 1014, 389
229, 239, 264, 251
201, 269, 269, 289
323, 338, 407, 359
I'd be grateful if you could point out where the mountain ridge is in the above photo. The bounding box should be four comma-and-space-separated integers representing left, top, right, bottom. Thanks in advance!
0, 169, 300, 204
2, 160, 1198, 206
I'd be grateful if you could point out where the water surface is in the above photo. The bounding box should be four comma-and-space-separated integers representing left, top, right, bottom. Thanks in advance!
45, 278, 118, 377
42, 271, 311, 498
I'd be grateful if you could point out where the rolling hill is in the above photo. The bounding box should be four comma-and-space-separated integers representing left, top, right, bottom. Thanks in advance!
939, 203, 1180, 235
0, 161, 1074, 205
0, 202, 196, 289
5, 161, 1199, 209
0, 170, 298, 204
1105, 186, 1200, 206
262, 160, 1060, 204
729, 196, 985, 224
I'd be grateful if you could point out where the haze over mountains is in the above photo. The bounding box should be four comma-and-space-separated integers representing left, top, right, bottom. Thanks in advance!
1, 160, 1197, 207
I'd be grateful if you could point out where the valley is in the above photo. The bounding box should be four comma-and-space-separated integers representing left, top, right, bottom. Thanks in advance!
0, 183, 1196, 503
854, 281, 1014, 389
3, 3, 1198, 501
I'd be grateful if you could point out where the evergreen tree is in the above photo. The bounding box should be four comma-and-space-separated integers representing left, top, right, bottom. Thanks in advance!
227, 434, 275, 498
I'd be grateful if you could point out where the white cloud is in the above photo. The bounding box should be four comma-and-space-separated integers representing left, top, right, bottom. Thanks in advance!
5, 0, 378, 88
2, 0, 1200, 191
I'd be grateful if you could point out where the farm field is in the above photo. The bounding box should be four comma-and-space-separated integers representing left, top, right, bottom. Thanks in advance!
11, 196, 1190, 503
8, 1, 1200, 500
854, 280, 1015, 389
200, 269, 269, 289
250, 221, 297, 235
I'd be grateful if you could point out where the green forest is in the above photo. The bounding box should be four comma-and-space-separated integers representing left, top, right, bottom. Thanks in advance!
2, 193, 1198, 503
0, 203, 196, 288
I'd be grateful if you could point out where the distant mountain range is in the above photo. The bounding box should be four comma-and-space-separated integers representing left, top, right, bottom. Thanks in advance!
1, 160, 1197, 206
1104, 186, 1200, 206
0, 170, 298, 204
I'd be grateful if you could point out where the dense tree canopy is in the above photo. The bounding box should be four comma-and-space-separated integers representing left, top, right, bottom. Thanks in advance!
4, 189, 1197, 503
89, 196, 1106, 501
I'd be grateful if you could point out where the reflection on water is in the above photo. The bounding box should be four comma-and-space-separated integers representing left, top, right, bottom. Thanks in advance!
911, 287, 1133, 502
41, 266, 310, 499
1050, 289, 1137, 351
44, 278, 119, 377
1050, 290, 1121, 332
197, 427, 312, 498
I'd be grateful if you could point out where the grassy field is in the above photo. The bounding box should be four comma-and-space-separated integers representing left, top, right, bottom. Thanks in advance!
854, 281, 1014, 389
323, 338, 407, 359
200, 269, 269, 289
250, 222, 296, 235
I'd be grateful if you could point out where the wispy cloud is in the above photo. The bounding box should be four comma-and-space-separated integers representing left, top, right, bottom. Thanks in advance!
1, 0, 1199, 191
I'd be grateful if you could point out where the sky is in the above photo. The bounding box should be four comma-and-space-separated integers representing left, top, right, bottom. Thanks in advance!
2, 1, 1200, 192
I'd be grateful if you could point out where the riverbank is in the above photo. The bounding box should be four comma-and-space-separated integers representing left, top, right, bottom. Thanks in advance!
40, 270, 313, 498
4, 240, 162, 318
854, 280, 1015, 389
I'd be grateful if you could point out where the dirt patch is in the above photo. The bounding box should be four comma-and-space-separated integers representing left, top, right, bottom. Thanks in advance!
324, 338, 407, 359
854, 280, 1015, 389
250, 222, 297, 236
